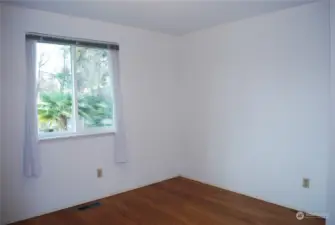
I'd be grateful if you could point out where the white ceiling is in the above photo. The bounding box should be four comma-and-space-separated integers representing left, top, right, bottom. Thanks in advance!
7, 0, 315, 35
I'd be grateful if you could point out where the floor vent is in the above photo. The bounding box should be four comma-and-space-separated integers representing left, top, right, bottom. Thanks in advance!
77, 202, 101, 211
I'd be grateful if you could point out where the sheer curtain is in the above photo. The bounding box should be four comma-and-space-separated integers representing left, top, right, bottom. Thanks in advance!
108, 49, 128, 163
23, 39, 41, 177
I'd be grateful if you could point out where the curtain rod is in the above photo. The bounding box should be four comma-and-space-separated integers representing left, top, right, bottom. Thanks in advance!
26, 33, 119, 51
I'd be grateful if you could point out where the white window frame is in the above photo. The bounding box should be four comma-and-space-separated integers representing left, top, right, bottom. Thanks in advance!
37, 44, 115, 141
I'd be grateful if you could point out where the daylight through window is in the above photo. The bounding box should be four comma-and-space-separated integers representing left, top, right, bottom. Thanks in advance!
36, 42, 114, 137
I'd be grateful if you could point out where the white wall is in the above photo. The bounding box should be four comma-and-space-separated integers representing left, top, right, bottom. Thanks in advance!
328, 0, 335, 224
180, 1, 330, 215
0, 5, 182, 224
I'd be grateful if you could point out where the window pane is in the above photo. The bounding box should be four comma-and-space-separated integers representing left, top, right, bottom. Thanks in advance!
36, 43, 74, 133
75, 47, 113, 130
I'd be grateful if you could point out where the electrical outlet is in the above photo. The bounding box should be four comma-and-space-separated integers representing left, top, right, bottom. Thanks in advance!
302, 178, 310, 188
97, 168, 103, 178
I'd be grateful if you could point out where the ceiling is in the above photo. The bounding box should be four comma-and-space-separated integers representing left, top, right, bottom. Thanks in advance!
7, 0, 315, 35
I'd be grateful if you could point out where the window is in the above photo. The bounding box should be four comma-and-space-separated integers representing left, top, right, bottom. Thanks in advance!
36, 42, 115, 138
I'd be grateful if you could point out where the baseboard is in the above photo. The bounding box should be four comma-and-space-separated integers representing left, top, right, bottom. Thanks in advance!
179, 175, 327, 219
7, 175, 179, 224
8, 174, 326, 224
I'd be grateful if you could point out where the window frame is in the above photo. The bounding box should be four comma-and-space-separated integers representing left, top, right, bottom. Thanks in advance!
36, 42, 116, 141
39, 127, 115, 141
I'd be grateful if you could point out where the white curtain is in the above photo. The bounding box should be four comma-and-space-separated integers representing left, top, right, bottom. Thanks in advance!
23, 39, 41, 177
108, 49, 128, 163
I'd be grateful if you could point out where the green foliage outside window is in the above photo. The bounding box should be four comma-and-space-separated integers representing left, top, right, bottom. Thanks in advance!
37, 43, 113, 133
38, 92, 113, 132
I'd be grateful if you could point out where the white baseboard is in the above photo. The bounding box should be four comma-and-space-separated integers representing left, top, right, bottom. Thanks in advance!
179, 174, 327, 219
6, 174, 179, 224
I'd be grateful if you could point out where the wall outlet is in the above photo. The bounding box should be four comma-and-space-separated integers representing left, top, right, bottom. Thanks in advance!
302, 178, 310, 188
97, 168, 103, 178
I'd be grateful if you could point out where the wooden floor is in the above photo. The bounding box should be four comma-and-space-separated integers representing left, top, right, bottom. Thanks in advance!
12, 177, 325, 225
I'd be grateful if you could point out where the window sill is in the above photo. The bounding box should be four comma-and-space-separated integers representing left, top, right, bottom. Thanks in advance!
38, 129, 115, 142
